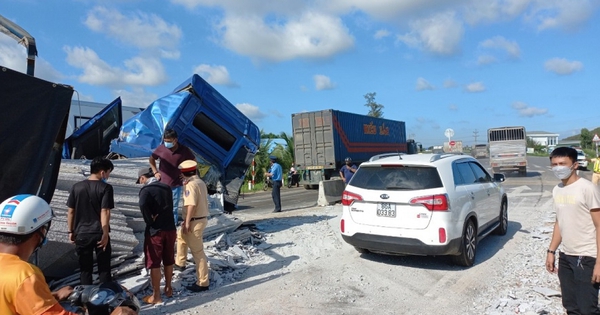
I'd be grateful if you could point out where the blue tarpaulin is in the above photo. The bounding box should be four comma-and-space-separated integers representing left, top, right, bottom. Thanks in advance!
110, 75, 260, 208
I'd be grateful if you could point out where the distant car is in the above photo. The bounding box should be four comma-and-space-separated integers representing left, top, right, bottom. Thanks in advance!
576, 149, 588, 170
340, 153, 508, 267
471, 144, 489, 159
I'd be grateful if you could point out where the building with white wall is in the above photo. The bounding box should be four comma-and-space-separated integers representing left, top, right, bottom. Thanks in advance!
527, 131, 559, 146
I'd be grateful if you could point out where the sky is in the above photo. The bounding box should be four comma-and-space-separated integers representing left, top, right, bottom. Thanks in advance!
1, 0, 599, 148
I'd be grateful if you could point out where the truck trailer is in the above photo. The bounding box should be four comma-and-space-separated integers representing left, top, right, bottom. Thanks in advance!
292, 110, 417, 188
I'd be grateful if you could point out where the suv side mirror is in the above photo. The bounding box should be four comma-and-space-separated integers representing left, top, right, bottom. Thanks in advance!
493, 173, 505, 183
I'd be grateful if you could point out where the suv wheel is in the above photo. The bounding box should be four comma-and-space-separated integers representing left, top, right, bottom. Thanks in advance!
493, 201, 508, 236
452, 219, 477, 267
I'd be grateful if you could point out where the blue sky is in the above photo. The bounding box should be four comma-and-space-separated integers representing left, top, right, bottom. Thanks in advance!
1, 0, 599, 147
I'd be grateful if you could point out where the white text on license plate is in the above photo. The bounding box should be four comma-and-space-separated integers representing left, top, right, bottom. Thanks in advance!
377, 203, 396, 218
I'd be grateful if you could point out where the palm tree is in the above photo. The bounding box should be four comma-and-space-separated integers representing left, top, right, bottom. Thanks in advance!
279, 131, 295, 164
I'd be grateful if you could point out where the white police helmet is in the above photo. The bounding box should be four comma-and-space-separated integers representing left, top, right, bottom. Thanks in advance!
0, 194, 53, 235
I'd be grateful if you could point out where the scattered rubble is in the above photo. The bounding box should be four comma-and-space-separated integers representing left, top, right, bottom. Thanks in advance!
465, 198, 566, 315
45, 158, 265, 296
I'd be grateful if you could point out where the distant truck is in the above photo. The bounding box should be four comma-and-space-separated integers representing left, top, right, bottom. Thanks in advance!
443, 140, 463, 153
292, 110, 419, 188
471, 144, 489, 158
488, 126, 527, 176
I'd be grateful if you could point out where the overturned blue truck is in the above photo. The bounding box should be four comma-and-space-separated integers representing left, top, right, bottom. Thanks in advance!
109, 74, 260, 210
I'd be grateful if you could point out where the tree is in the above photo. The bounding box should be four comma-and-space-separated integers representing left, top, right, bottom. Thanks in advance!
581, 128, 592, 149
526, 137, 544, 153
279, 131, 295, 165
364, 92, 384, 118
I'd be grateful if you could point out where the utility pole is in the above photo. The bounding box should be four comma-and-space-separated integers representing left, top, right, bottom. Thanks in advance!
473, 130, 479, 145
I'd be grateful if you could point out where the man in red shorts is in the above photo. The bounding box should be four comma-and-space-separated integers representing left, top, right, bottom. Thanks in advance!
137, 168, 177, 304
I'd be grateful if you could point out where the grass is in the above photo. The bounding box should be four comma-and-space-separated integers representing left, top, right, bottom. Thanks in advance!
240, 181, 269, 193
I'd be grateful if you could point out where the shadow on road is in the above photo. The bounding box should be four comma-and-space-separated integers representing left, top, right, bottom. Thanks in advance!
250, 214, 337, 234
358, 220, 522, 271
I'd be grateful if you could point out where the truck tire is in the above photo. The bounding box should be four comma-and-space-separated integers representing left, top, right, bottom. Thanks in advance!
519, 167, 527, 177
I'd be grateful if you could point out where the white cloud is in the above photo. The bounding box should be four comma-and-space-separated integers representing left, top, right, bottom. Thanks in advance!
449, 104, 458, 111
64, 46, 168, 88
479, 36, 521, 58
397, 11, 464, 55
528, 0, 597, 31
374, 29, 391, 39
463, 0, 531, 25
415, 77, 434, 91
193, 64, 238, 87
314, 74, 336, 90
465, 82, 486, 92
84, 6, 182, 59
0, 36, 63, 82
218, 12, 354, 62
544, 58, 583, 75
236, 103, 268, 121
443, 79, 458, 88
477, 55, 497, 65
511, 101, 548, 117
113, 87, 159, 108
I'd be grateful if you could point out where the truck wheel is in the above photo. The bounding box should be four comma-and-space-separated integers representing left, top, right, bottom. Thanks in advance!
519, 167, 527, 176
452, 219, 477, 267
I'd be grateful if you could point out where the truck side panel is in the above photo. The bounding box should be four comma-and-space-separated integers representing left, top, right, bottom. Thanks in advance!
333, 110, 407, 166
293, 109, 407, 185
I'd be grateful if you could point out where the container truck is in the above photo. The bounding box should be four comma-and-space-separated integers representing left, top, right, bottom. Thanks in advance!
292, 110, 417, 188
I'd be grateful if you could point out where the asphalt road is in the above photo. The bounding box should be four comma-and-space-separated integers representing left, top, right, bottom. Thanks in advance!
234, 185, 319, 216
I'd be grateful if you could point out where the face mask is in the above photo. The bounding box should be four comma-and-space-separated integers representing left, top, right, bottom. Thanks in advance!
164, 141, 174, 149
552, 165, 573, 180
100, 172, 108, 183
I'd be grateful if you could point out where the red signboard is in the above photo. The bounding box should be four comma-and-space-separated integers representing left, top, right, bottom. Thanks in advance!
449, 140, 456, 146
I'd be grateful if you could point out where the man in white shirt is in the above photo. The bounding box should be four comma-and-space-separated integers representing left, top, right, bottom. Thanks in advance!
546, 146, 600, 315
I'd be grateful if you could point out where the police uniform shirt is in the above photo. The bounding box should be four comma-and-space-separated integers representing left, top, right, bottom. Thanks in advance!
182, 175, 209, 219
269, 162, 283, 181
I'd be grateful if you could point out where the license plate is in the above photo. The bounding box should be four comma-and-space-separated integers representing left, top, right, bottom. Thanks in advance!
377, 203, 396, 218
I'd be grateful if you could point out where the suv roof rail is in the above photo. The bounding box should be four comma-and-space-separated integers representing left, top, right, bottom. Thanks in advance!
429, 153, 464, 162
369, 152, 405, 162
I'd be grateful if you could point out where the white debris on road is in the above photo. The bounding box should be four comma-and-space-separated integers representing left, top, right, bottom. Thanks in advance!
465, 198, 566, 315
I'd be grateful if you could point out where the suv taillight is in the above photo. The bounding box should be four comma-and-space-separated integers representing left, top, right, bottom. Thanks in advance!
342, 191, 363, 206
409, 194, 448, 211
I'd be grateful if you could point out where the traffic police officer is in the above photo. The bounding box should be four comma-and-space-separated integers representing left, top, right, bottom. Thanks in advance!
175, 160, 210, 292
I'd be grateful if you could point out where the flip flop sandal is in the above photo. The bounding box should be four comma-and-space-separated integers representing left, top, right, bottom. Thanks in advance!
142, 295, 162, 304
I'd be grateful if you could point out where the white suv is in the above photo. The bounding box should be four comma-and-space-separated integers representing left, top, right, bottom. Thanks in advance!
340, 153, 508, 267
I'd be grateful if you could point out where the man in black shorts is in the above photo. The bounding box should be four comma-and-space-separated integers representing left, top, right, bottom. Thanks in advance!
137, 167, 177, 304
67, 156, 114, 285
